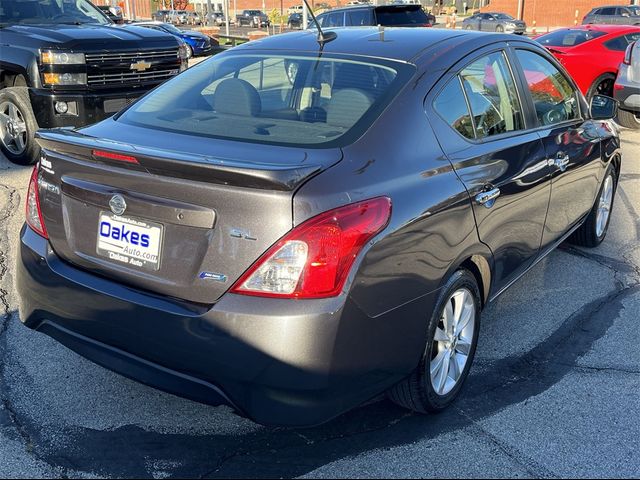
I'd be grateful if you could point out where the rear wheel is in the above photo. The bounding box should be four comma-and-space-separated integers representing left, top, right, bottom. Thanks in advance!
616, 109, 640, 130
387, 269, 481, 413
465, 24, 472, 30
0, 87, 40, 166
587, 73, 615, 101
569, 165, 617, 247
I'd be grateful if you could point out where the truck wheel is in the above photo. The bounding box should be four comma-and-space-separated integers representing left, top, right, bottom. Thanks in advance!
616, 109, 640, 130
0, 87, 40, 166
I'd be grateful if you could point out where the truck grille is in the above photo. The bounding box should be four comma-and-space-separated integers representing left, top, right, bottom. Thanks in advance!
85, 48, 181, 88
87, 68, 179, 86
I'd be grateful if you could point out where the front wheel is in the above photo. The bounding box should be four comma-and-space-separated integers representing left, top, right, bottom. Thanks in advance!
387, 269, 481, 413
0, 87, 40, 166
569, 166, 617, 247
616, 109, 640, 130
495, 24, 504, 32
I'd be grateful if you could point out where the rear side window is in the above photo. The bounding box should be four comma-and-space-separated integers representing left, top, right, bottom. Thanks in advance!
515, 49, 579, 126
347, 9, 372, 26
118, 54, 414, 148
535, 29, 606, 47
374, 6, 429, 26
604, 33, 640, 51
459, 52, 524, 139
433, 79, 475, 139
600, 7, 616, 15
326, 11, 344, 27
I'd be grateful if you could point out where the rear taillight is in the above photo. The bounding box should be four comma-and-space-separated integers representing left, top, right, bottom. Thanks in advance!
231, 197, 392, 299
25, 167, 48, 239
624, 41, 635, 65
92, 149, 139, 164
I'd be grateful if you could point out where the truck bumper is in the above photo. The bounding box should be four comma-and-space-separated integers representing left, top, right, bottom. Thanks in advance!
29, 88, 150, 129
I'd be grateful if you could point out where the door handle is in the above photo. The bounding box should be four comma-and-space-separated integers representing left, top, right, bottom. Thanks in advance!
475, 187, 501, 208
555, 153, 570, 171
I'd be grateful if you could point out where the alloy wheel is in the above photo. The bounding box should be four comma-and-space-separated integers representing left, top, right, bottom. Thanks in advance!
0, 100, 28, 155
596, 174, 614, 238
430, 288, 476, 396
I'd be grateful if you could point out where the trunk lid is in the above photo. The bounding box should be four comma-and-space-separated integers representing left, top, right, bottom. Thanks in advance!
36, 124, 342, 304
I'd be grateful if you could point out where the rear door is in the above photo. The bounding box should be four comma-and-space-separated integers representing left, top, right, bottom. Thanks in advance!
510, 46, 604, 249
599, 7, 616, 24
428, 45, 551, 295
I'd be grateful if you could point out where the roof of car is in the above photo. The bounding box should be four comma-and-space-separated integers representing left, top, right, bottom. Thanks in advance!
233, 27, 524, 62
320, 3, 421, 12
563, 24, 640, 34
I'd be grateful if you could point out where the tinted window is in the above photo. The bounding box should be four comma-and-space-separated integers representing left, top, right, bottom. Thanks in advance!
604, 33, 640, 51
375, 6, 428, 26
494, 13, 514, 19
347, 9, 372, 26
0, 0, 110, 24
459, 52, 524, 139
119, 54, 413, 148
326, 11, 344, 26
600, 7, 616, 15
434, 78, 475, 139
515, 49, 579, 126
616, 7, 631, 16
535, 29, 607, 47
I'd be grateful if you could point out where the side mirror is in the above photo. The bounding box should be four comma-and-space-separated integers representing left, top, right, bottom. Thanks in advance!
622, 12, 630, 17
590, 95, 618, 120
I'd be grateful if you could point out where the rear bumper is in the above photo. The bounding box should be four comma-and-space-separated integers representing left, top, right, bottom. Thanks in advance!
614, 66, 640, 113
17, 225, 432, 426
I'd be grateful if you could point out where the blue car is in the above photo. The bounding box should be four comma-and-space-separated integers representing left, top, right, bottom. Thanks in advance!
134, 21, 216, 57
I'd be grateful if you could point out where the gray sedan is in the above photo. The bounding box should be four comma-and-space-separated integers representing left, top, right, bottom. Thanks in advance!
463, 12, 526, 34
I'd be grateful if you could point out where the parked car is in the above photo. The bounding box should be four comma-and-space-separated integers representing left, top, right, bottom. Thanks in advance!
185, 11, 202, 25
236, 9, 270, 27
313, 4, 434, 28
582, 5, 640, 25
0, 0, 187, 166
134, 22, 217, 57
206, 11, 227, 26
535, 25, 640, 101
287, 12, 312, 29
152, 9, 171, 22
95, 4, 124, 24
168, 9, 188, 25
462, 12, 526, 34
288, 5, 304, 14
21, 28, 620, 427
613, 40, 640, 128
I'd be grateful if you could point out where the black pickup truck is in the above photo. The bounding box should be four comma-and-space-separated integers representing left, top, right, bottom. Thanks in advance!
0, 0, 188, 165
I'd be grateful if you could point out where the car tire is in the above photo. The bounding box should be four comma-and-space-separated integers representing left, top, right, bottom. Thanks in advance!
616, 109, 640, 130
0, 87, 40, 166
587, 73, 616, 101
495, 24, 504, 32
569, 165, 617, 248
186, 45, 194, 59
465, 24, 472, 30
387, 269, 481, 414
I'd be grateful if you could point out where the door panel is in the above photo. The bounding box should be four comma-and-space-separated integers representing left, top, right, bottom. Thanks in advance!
430, 49, 551, 295
511, 48, 603, 249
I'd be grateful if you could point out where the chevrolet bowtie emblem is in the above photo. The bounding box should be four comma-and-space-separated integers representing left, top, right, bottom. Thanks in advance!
130, 60, 151, 72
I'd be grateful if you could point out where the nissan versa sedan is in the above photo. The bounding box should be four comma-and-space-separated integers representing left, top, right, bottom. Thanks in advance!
18, 28, 621, 427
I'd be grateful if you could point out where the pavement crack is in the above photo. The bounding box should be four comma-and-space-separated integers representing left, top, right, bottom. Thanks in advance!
562, 363, 640, 375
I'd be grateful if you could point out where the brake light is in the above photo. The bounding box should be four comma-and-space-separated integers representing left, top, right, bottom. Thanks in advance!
231, 197, 392, 299
25, 167, 48, 239
92, 149, 139, 164
624, 41, 635, 65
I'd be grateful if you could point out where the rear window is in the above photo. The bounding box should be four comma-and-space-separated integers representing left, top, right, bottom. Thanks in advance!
118, 53, 414, 148
535, 29, 607, 47
374, 6, 428, 26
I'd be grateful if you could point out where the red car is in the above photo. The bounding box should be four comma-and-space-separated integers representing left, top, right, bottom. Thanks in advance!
535, 25, 640, 99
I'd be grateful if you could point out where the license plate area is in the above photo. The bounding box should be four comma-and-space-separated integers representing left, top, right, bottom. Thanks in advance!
96, 212, 163, 271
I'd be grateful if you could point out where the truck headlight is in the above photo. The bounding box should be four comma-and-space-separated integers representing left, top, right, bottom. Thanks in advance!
41, 50, 86, 65
43, 73, 87, 86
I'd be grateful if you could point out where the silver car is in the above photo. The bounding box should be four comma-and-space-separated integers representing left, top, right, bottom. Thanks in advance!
583, 5, 640, 26
462, 12, 526, 34
614, 40, 640, 128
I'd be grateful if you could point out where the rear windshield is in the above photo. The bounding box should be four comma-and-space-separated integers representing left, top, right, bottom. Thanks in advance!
375, 6, 428, 26
535, 29, 607, 47
118, 53, 414, 148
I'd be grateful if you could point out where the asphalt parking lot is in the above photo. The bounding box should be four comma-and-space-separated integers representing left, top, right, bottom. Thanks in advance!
0, 127, 639, 478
